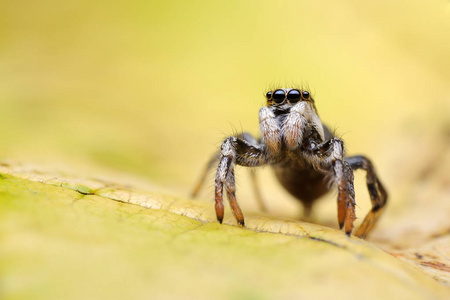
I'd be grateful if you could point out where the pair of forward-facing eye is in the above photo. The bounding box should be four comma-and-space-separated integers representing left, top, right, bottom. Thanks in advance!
266, 89, 310, 104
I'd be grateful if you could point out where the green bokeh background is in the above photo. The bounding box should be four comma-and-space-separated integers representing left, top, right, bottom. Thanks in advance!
1, 0, 449, 205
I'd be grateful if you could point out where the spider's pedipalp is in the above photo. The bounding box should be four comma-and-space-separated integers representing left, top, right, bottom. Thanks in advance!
284, 102, 308, 150
284, 102, 325, 150
259, 106, 281, 154
310, 110, 325, 142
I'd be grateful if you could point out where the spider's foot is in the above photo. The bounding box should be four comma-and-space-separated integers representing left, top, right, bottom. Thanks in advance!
215, 201, 224, 224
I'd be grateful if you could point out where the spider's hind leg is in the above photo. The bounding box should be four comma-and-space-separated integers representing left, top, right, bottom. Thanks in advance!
249, 168, 268, 212
191, 152, 220, 198
345, 155, 388, 238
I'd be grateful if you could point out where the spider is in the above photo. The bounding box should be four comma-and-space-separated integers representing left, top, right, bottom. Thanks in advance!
192, 88, 387, 238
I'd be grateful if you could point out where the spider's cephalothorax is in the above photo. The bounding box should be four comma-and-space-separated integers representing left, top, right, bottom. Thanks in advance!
192, 88, 387, 238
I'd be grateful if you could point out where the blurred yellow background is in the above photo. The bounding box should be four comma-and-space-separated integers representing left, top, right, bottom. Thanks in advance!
0, 1, 449, 222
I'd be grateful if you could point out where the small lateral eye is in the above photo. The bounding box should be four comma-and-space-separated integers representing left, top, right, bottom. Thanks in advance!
272, 89, 286, 103
266, 91, 272, 100
287, 89, 301, 103
301, 90, 310, 100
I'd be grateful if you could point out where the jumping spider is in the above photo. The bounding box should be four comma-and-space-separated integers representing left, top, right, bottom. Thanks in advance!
192, 88, 387, 238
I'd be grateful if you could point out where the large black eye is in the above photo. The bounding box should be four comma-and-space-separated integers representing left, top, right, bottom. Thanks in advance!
266, 91, 272, 100
287, 89, 301, 103
301, 91, 310, 100
272, 89, 286, 103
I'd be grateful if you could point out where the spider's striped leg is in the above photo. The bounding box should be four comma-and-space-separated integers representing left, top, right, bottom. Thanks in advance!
346, 155, 388, 238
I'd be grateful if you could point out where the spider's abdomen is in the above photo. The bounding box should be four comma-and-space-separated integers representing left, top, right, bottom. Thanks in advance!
271, 124, 335, 214
272, 162, 330, 213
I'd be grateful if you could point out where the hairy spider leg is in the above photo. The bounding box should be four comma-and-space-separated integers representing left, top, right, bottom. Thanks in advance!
346, 155, 388, 238
215, 136, 269, 226
249, 168, 267, 212
338, 160, 357, 235
224, 168, 245, 224
191, 152, 220, 198
191, 133, 268, 212
300, 138, 357, 236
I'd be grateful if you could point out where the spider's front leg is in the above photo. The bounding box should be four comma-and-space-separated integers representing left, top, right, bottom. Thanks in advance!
327, 139, 357, 235
214, 135, 270, 225
334, 152, 357, 236
191, 132, 268, 212
304, 138, 357, 236
215, 107, 279, 226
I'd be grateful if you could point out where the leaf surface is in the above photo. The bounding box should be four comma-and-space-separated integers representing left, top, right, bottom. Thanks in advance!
1, 165, 449, 300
